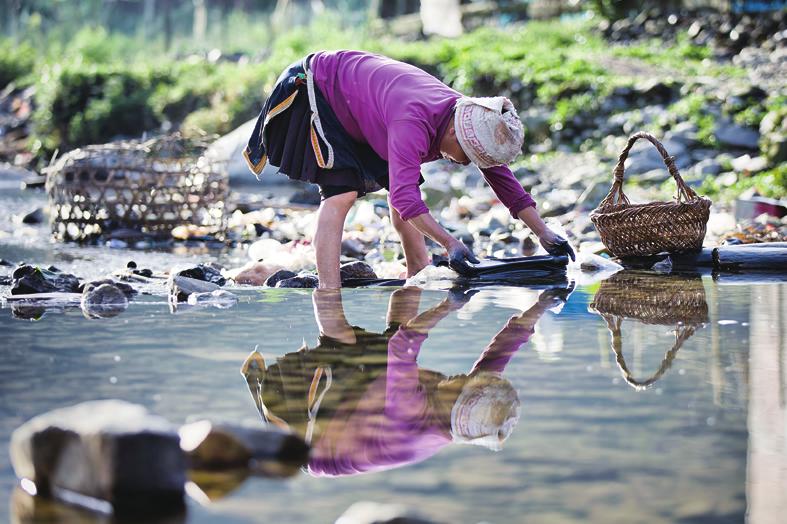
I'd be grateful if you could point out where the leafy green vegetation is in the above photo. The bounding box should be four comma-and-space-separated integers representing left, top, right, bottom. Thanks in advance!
32, 65, 160, 152
663, 92, 719, 147
9, 9, 766, 180
0, 40, 35, 89
697, 165, 787, 201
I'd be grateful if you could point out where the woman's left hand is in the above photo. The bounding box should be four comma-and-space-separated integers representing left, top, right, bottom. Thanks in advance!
538, 229, 576, 261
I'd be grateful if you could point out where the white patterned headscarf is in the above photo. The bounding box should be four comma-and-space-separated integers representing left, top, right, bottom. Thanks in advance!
454, 97, 524, 169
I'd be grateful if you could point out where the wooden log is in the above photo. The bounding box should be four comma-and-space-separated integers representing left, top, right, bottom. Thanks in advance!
713, 246, 787, 271
722, 242, 787, 249
713, 273, 787, 285
618, 249, 715, 270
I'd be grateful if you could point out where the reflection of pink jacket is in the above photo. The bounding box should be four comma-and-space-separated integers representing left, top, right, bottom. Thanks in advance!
308, 318, 535, 477
311, 50, 536, 221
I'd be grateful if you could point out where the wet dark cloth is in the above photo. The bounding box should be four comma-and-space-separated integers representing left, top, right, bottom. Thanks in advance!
243, 56, 394, 198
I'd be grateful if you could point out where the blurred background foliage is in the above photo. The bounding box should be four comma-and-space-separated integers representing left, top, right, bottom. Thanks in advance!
0, 0, 785, 199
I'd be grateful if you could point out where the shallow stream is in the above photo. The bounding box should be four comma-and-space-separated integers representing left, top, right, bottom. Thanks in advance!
1, 183, 786, 523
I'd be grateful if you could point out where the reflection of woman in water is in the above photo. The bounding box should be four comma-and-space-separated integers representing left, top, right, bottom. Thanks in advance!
242, 286, 569, 477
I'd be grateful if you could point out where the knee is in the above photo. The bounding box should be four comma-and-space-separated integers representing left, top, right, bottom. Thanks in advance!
321, 191, 357, 214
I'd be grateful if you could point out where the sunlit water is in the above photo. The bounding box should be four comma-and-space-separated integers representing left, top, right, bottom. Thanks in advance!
1, 185, 786, 523
1, 277, 785, 523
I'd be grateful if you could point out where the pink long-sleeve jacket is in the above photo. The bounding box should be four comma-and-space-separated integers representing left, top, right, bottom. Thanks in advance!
311, 50, 536, 220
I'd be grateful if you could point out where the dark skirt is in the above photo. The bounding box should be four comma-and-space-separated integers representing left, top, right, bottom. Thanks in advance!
260, 58, 390, 198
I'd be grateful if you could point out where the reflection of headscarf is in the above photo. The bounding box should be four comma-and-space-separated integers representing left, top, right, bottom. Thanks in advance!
454, 97, 524, 169
450, 372, 521, 451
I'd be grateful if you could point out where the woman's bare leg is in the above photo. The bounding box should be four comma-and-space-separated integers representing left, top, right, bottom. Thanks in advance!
386, 287, 423, 326
389, 195, 430, 277
314, 191, 357, 289
312, 288, 356, 344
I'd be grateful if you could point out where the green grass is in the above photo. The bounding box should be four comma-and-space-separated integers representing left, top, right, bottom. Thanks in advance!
697, 165, 787, 201
663, 91, 720, 147
0, 39, 35, 89
9, 8, 781, 210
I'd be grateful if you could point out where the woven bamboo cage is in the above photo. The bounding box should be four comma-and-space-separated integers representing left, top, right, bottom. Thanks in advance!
588, 271, 709, 390
45, 134, 228, 242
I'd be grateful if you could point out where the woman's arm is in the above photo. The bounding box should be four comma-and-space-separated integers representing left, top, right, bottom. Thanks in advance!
482, 165, 575, 260
387, 120, 478, 268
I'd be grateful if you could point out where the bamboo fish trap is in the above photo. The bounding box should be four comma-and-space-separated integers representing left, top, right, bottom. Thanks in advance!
46, 134, 228, 242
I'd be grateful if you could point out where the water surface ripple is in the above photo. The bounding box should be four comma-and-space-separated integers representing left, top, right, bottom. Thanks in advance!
2, 271, 784, 523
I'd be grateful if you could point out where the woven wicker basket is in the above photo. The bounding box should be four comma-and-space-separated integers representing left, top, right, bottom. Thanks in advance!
589, 271, 708, 390
589, 271, 709, 326
46, 134, 228, 242
590, 132, 712, 257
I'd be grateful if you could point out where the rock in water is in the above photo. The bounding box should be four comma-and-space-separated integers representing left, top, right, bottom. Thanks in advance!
179, 420, 309, 471
339, 261, 377, 282
168, 275, 220, 303
9, 400, 185, 515
263, 269, 297, 287
172, 264, 226, 286
227, 262, 284, 285
81, 283, 129, 319
80, 279, 137, 299
275, 274, 319, 288
186, 290, 238, 309
11, 265, 81, 295
336, 501, 439, 524
21, 208, 45, 225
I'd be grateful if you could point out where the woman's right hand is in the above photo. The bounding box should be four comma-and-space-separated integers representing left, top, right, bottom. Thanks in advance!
447, 240, 480, 276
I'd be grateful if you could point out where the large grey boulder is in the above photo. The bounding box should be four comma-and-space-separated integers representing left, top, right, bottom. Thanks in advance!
577, 180, 612, 210
715, 120, 760, 149
179, 419, 309, 472
205, 119, 289, 186
9, 400, 185, 514
623, 139, 688, 175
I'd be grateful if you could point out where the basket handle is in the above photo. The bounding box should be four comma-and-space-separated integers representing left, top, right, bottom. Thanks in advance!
601, 314, 696, 390
597, 132, 699, 210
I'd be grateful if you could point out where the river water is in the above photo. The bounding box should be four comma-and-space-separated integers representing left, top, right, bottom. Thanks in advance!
1, 183, 786, 523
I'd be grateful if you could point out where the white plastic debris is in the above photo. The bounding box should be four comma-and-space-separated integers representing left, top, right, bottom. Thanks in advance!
404, 265, 457, 288
576, 252, 623, 272
372, 260, 408, 279
651, 257, 673, 274
568, 251, 622, 286
247, 238, 315, 272
187, 289, 238, 309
